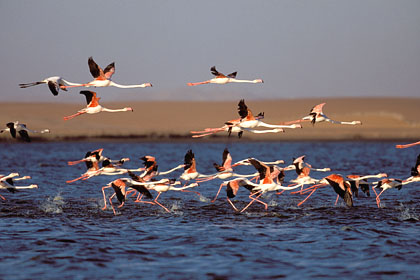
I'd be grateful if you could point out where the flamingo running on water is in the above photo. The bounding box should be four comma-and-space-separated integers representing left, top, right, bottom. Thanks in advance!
284, 103, 362, 126
187, 66, 263, 86
19, 76, 82, 96
63, 91, 133, 120
1, 121, 50, 142
63, 57, 152, 89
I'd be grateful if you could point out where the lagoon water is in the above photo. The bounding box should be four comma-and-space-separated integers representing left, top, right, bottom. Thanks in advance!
0, 141, 419, 279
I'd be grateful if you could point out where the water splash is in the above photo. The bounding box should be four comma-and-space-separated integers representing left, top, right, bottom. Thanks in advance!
40, 193, 65, 214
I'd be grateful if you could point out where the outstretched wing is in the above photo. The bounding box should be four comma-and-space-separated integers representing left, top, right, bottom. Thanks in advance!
18, 130, 31, 142
237, 99, 249, 119
80, 91, 95, 105
47, 81, 59, 96
111, 182, 125, 204
88, 57, 103, 79
6, 123, 16, 138
210, 66, 223, 77
227, 72, 237, 78
249, 158, 268, 180
184, 150, 195, 170
103, 62, 115, 79
309, 103, 326, 114
130, 185, 153, 199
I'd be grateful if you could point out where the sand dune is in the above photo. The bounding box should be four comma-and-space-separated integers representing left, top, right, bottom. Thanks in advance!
1, 98, 419, 141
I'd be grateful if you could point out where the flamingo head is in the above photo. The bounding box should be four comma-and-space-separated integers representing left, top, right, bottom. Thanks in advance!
144, 83, 152, 87
253, 79, 264, 83
125, 107, 134, 112
352, 121, 362, 125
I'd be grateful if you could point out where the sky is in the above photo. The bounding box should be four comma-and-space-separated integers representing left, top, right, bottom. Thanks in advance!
1, 0, 419, 102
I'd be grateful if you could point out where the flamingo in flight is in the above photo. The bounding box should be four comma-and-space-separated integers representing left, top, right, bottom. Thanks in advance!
191, 99, 299, 138
187, 66, 263, 86
0, 173, 38, 200
63, 57, 152, 89
396, 140, 420, 149
284, 103, 362, 126
196, 148, 258, 183
296, 174, 354, 207
1, 121, 50, 142
63, 91, 133, 120
19, 76, 82, 96
101, 178, 154, 215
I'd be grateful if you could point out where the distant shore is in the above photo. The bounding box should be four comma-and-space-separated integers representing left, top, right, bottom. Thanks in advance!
1, 97, 419, 142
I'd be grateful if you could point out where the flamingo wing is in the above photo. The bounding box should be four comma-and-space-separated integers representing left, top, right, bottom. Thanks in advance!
111, 180, 126, 204
249, 158, 269, 180
80, 91, 94, 105
47, 81, 59, 96
88, 57, 104, 79
103, 62, 115, 79
222, 148, 232, 169
237, 99, 249, 119
184, 150, 195, 170
6, 123, 16, 138
310, 103, 326, 114
210, 66, 225, 77
130, 185, 153, 199
227, 72, 237, 78
18, 130, 31, 142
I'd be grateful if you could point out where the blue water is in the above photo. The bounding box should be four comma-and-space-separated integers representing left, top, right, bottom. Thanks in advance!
1, 141, 419, 279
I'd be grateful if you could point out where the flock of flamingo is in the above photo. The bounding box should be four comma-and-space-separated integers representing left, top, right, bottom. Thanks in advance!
1, 57, 419, 215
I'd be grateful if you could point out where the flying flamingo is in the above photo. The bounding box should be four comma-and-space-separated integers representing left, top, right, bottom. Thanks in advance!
396, 140, 420, 149
63, 57, 152, 89
179, 150, 209, 181
287, 156, 330, 190
101, 178, 154, 215
0, 173, 38, 200
187, 66, 263, 86
284, 103, 362, 126
19, 76, 82, 96
296, 174, 354, 207
63, 91, 133, 120
239, 159, 302, 212
190, 99, 299, 138
195, 148, 259, 183
1, 121, 50, 142
346, 173, 388, 199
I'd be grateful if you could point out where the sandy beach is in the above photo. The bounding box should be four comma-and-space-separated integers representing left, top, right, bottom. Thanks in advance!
1, 97, 419, 141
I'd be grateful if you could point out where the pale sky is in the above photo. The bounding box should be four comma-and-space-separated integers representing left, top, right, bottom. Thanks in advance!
1, 0, 419, 102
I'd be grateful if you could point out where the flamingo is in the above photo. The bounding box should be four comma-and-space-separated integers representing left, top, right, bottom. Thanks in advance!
136, 156, 184, 179
19, 76, 82, 96
190, 99, 299, 138
1, 121, 50, 142
195, 148, 259, 183
235, 100, 302, 131
371, 178, 407, 208
346, 173, 388, 199
406, 153, 420, 182
396, 140, 420, 149
284, 103, 362, 125
63, 57, 152, 89
101, 178, 154, 215
179, 150, 209, 181
296, 174, 354, 207
287, 156, 330, 190
0, 173, 38, 200
187, 66, 263, 86
239, 159, 302, 212
63, 91, 133, 120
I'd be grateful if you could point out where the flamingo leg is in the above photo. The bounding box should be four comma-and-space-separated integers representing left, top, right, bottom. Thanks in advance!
375, 189, 386, 208
276, 190, 286, 195
66, 174, 89, 183
180, 189, 201, 196
334, 194, 339, 206
101, 185, 112, 210
187, 81, 210, 86
63, 111, 85, 121
67, 159, 87, 165
0, 194, 6, 200
227, 197, 239, 211
297, 187, 320, 207
211, 183, 225, 202
153, 193, 170, 212
134, 194, 155, 205
109, 193, 117, 215
241, 191, 266, 213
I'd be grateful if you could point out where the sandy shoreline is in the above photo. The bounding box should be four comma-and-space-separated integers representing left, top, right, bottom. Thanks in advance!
1, 98, 419, 142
